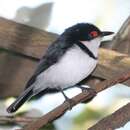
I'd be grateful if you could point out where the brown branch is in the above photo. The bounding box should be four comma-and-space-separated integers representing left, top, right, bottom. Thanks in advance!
22, 69, 130, 130
0, 17, 58, 58
88, 103, 130, 130
0, 116, 37, 125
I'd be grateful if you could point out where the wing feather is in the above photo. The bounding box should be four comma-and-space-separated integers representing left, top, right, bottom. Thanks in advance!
25, 37, 73, 89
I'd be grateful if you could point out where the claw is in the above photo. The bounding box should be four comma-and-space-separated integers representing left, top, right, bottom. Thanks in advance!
64, 98, 75, 110
85, 88, 97, 96
78, 86, 97, 103
79, 86, 96, 96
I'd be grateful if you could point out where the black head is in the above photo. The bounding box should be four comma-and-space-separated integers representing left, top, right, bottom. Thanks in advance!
63, 23, 114, 41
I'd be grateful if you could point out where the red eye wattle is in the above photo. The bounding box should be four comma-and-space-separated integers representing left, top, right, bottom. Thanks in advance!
90, 31, 98, 37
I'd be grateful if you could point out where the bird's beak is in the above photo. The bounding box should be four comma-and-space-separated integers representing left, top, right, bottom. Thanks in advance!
101, 31, 114, 37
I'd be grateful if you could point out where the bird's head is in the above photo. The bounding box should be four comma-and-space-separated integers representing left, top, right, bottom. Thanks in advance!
62, 23, 114, 57
64, 23, 114, 42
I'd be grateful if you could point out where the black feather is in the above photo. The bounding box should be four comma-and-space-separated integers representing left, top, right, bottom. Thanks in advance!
76, 41, 97, 60
25, 36, 74, 89
7, 87, 33, 113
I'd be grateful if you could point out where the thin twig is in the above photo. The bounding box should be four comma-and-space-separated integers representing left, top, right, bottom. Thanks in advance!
0, 116, 37, 124
22, 69, 130, 130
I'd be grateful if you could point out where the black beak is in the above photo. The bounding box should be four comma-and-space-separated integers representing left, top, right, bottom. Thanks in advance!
101, 31, 114, 37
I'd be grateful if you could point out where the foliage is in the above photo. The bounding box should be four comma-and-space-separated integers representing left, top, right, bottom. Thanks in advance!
73, 107, 105, 124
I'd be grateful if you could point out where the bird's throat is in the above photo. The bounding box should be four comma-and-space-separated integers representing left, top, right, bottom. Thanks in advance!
79, 38, 101, 59
76, 41, 97, 60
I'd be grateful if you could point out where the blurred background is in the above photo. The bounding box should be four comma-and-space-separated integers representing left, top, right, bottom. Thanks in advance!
0, 0, 130, 130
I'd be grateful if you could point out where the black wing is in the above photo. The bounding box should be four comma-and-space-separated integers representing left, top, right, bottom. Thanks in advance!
25, 37, 73, 89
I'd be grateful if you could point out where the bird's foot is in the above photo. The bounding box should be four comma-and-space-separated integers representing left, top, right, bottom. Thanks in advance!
64, 97, 75, 110
87, 88, 97, 96
78, 86, 97, 103
79, 86, 96, 95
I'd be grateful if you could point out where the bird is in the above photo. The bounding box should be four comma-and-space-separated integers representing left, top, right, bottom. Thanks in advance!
7, 23, 114, 113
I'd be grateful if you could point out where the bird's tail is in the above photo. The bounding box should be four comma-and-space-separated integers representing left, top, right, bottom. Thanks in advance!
7, 86, 34, 113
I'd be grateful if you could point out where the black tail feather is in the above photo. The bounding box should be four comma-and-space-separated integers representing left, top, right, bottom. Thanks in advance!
7, 87, 33, 113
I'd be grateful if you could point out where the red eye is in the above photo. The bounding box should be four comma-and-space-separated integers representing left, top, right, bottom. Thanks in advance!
90, 31, 98, 37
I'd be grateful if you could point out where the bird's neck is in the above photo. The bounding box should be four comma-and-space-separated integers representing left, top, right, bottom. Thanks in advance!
80, 38, 101, 57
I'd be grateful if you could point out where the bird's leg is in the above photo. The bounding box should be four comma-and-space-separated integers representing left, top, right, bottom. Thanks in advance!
57, 87, 75, 110
77, 86, 97, 103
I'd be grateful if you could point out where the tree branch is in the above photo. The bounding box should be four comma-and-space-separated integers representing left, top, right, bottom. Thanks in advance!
0, 116, 37, 125
21, 69, 130, 130
88, 103, 130, 130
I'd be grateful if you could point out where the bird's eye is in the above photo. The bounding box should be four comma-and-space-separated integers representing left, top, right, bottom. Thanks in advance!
89, 31, 98, 38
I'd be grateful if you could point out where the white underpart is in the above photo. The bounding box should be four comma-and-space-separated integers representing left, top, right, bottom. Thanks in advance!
33, 37, 101, 93
81, 37, 101, 57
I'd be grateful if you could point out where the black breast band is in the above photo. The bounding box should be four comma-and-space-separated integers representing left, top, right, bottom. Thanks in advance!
76, 41, 97, 60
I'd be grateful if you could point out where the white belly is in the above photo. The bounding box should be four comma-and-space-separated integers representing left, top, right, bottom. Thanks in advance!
34, 45, 97, 91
